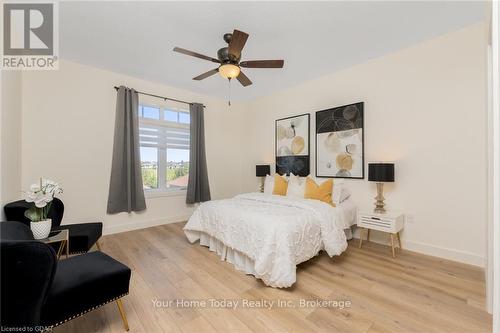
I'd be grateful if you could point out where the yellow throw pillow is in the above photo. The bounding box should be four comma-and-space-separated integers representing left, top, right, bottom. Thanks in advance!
272, 174, 288, 196
304, 177, 335, 206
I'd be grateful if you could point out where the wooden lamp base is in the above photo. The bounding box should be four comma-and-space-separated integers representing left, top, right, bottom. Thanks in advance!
374, 182, 386, 214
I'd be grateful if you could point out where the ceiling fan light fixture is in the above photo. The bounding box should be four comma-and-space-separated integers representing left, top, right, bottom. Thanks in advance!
219, 64, 240, 79
174, 29, 284, 88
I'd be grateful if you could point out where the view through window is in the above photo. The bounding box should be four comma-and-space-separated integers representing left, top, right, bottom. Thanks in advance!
138, 105, 190, 192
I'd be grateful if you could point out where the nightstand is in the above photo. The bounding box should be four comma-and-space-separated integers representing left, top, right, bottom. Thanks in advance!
357, 211, 404, 258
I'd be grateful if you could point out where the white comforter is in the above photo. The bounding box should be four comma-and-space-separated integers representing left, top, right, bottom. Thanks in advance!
183, 193, 348, 288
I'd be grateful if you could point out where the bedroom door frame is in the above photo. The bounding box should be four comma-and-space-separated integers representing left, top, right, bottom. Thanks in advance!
487, 1, 499, 331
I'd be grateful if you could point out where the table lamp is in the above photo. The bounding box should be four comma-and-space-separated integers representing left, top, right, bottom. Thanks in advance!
256, 165, 271, 192
368, 163, 395, 214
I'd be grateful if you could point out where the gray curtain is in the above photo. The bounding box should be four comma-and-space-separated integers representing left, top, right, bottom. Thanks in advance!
186, 103, 211, 204
107, 86, 146, 214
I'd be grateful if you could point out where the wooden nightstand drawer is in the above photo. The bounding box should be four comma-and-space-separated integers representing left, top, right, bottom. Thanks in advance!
358, 214, 403, 233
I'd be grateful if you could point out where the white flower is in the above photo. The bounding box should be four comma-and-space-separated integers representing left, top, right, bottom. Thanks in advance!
23, 178, 63, 209
23, 178, 63, 222
34, 197, 49, 208
24, 192, 37, 203
24, 190, 48, 208
42, 179, 63, 196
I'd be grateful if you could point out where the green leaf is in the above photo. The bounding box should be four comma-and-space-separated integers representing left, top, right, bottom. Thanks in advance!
24, 207, 41, 222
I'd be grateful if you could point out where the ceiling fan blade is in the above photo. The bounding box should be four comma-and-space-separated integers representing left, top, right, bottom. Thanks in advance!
173, 47, 220, 63
193, 68, 219, 80
240, 60, 284, 68
236, 70, 252, 87
228, 30, 249, 58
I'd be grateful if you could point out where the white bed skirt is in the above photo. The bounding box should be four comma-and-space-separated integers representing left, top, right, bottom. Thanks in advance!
345, 227, 353, 240
195, 227, 353, 278
198, 231, 257, 276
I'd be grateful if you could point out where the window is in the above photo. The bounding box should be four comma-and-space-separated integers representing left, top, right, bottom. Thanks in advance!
138, 105, 190, 193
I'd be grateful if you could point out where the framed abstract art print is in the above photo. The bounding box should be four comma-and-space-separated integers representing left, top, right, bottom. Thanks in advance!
315, 102, 364, 179
275, 114, 310, 176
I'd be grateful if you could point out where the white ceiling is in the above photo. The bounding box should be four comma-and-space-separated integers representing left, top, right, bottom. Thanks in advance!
60, 1, 486, 101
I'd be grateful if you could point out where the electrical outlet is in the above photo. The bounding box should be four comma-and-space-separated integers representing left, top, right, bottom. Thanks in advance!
406, 214, 415, 224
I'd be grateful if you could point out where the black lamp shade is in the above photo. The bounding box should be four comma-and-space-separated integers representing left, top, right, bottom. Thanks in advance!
368, 163, 395, 182
256, 165, 271, 177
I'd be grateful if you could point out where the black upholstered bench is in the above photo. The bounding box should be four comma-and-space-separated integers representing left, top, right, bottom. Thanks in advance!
1, 221, 131, 331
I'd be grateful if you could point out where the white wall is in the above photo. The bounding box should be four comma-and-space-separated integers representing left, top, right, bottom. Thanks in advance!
241, 23, 487, 266
21, 60, 245, 234
1, 71, 23, 219
17, 23, 488, 267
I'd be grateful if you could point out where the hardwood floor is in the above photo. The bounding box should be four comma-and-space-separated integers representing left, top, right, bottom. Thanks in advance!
55, 222, 492, 333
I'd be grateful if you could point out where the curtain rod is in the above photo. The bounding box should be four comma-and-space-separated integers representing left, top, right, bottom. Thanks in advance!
114, 86, 205, 108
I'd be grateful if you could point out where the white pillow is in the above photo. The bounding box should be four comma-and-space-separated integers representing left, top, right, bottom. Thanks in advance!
340, 186, 351, 203
331, 179, 351, 204
286, 173, 305, 198
263, 174, 274, 194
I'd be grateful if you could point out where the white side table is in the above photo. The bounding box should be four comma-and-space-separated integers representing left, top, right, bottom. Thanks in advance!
357, 211, 404, 258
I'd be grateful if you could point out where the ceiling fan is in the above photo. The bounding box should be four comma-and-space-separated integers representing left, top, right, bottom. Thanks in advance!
173, 29, 284, 87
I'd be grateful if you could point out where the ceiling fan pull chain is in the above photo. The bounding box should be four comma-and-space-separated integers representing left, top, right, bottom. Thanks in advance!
228, 78, 231, 107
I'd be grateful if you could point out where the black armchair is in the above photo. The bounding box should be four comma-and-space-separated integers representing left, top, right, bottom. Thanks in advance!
4, 198, 102, 254
0, 221, 131, 331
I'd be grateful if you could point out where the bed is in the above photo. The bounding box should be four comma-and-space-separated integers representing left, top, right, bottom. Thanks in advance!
183, 192, 356, 288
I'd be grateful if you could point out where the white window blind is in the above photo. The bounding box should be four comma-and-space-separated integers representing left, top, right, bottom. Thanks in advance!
139, 122, 190, 150
138, 105, 190, 192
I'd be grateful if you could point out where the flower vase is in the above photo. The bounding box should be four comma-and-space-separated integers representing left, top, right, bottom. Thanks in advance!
30, 219, 52, 239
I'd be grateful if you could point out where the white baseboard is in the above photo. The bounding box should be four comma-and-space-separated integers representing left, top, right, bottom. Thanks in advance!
103, 214, 190, 235
403, 240, 484, 267
361, 237, 484, 267
353, 229, 484, 267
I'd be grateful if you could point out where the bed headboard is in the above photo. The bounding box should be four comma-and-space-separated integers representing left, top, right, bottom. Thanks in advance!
276, 157, 310, 176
